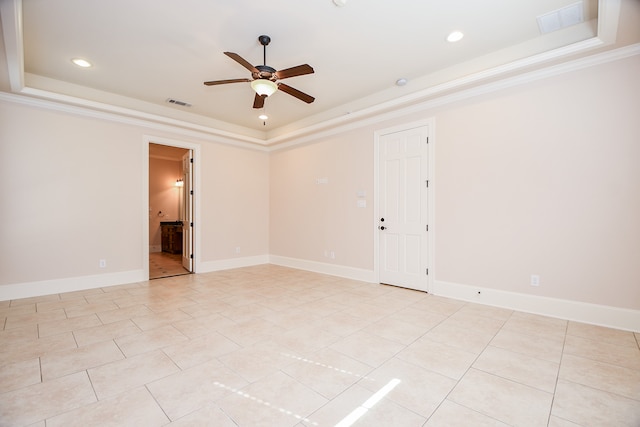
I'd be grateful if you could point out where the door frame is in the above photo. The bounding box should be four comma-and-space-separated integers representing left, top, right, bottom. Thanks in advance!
181, 150, 194, 271
373, 118, 435, 293
142, 135, 201, 280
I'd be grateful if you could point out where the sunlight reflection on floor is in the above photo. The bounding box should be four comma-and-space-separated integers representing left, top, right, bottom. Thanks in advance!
212, 381, 320, 426
335, 378, 402, 427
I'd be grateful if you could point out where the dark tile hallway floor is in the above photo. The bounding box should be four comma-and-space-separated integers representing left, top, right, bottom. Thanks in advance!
149, 252, 190, 280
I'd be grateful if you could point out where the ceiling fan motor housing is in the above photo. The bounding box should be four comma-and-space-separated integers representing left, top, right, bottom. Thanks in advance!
254, 65, 277, 81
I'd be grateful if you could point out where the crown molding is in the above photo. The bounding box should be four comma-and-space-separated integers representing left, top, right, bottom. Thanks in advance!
0, 90, 270, 152
268, 42, 640, 151
1, 0, 633, 151
2, 43, 638, 154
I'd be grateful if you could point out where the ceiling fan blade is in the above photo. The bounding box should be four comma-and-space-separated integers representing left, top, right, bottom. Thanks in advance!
203, 78, 250, 86
224, 52, 259, 73
278, 83, 315, 104
275, 64, 314, 80
253, 93, 266, 109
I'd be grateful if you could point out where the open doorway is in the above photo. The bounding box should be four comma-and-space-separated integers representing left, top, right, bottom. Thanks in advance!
149, 143, 193, 279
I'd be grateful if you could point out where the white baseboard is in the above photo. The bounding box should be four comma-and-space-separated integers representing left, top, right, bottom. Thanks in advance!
2, 260, 637, 333
198, 255, 270, 273
269, 255, 376, 283
433, 280, 640, 333
0, 270, 145, 301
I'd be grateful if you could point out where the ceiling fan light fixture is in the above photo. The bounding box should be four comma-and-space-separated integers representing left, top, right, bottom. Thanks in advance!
251, 79, 278, 97
258, 113, 269, 120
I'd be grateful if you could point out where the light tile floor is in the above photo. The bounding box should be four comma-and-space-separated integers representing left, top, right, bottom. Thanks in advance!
1, 265, 639, 426
149, 252, 190, 280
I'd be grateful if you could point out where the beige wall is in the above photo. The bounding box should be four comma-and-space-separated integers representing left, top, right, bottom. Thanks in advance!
270, 55, 640, 311
0, 101, 270, 287
0, 102, 143, 284
0, 54, 638, 316
434, 56, 640, 310
270, 128, 374, 269
200, 142, 269, 261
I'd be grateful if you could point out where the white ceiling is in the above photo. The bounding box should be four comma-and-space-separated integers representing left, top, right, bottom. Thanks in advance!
0, 0, 618, 144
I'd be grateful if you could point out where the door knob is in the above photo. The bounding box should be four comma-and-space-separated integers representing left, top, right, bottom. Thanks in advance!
379, 226, 386, 230
380, 218, 385, 222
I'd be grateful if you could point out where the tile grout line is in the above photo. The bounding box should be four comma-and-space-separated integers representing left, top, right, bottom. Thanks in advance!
144, 383, 173, 423
423, 306, 514, 425
3, 266, 638, 426
546, 317, 569, 427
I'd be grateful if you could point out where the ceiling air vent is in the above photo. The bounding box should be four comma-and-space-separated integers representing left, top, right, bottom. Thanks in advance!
537, 1, 584, 34
166, 98, 192, 107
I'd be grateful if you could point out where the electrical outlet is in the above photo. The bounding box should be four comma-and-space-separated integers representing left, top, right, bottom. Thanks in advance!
330, 251, 335, 259
530, 274, 540, 286
235, 247, 241, 254
99, 259, 107, 268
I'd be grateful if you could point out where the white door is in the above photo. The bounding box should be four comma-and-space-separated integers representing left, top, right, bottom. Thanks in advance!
378, 126, 429, 291
181, 150, 194, 271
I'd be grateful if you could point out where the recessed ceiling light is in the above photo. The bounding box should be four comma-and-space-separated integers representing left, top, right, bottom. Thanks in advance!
71, 58, 92, 68
446, 31, 464, 43
258, 114, 268, 120
333, 0, 347, 6
395, 78, 408, 87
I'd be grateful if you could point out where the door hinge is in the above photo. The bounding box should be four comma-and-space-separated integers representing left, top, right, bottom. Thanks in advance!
190, 190, 193, 195
426, 137, 429, 144
190, 253, 193, 259
425, 180, 429, 188
190, 158, 193, 163
426, 268, 429, 275
190, 222, 194, 227
426, 224, 429, 232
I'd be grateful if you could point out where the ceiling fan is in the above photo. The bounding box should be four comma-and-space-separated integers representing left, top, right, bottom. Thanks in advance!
204, 35, 315, 109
